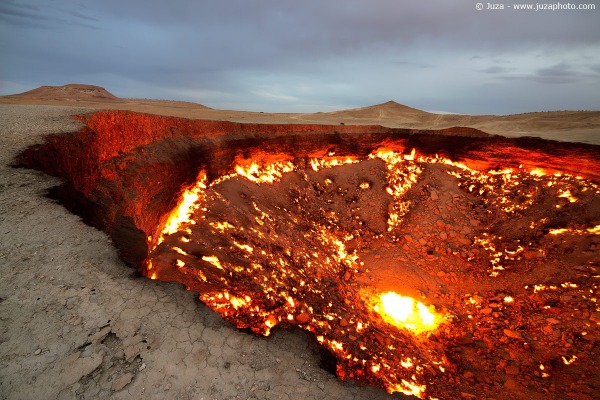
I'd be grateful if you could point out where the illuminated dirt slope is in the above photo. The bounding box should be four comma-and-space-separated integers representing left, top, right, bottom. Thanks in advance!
16, 110, 600, 399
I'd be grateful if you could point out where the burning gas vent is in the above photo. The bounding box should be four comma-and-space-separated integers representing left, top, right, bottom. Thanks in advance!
16, 111, 600, 399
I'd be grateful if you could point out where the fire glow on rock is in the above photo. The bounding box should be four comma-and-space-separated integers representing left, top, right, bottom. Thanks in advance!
145, 149, 600, 398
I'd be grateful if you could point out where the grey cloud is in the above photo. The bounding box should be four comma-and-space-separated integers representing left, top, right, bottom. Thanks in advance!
502, 62, 593, 84
498, 74, 577, 85
537, 62, 572, 77
481, 66, 510, 74
0, 0, 98, 29
531, 76, 578, 84
0, 1, 41, 20
394, 61, 432, 69
67, 10, 99, 23
89, 0, 600, 56
0, 1, 51, 29
530, 62, 579, 83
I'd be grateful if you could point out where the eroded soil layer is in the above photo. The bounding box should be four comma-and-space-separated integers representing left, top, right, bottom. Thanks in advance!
15, 110, 600, 399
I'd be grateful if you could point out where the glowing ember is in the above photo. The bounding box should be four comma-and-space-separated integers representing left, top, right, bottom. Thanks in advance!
234, 160, 295, 183
549, 225, 600, 235
309, 156, 358, 171
374, 292, 438, 334
562, 355, 578, 365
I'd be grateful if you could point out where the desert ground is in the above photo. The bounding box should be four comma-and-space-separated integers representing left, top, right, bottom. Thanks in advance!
2, 84, 599, 144
1, 85, 599, 399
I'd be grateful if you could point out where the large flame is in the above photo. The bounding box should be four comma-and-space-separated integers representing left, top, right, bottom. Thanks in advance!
374, 292, 439, 334
158, 171, 207, 242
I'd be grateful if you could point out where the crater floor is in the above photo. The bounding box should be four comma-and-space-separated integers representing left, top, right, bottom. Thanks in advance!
149, 150, 600, 399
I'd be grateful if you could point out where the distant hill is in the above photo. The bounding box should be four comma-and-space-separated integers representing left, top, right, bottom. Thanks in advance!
6, 84, 119, 101
305, 100, 435, 127
325, 100, 432, 119
0, 83, 213, 111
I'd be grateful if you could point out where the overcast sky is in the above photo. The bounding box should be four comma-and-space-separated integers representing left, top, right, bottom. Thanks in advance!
1, 0, 599, 114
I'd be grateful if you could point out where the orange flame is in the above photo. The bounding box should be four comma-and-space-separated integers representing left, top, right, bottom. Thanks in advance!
159, 172, 207, 243
234, 160, 295, 183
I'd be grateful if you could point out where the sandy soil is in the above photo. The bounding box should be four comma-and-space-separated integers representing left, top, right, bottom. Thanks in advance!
0, 105, 396, 400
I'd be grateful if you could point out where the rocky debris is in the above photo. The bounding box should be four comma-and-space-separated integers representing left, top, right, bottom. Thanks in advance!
296, 312, 311, 324
503, 329, 522, 339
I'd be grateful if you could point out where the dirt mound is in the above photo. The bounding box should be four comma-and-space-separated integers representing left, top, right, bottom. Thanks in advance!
325, 100, 431, 119
6, 84, 119, 101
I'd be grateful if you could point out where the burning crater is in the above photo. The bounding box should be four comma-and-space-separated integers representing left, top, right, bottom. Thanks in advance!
17, 111, 600, 399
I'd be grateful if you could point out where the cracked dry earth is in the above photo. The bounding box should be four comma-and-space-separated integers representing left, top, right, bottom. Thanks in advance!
0, 105, 398, 400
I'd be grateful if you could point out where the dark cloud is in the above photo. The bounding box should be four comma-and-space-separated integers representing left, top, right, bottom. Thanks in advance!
90, 0, 600, 49
590, 64, 600, 74
537, 62, 572, 76
494, 61, 598, 85
0, 0, 98, 29
533, 62, 578, 84
0, 1, 42, 20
